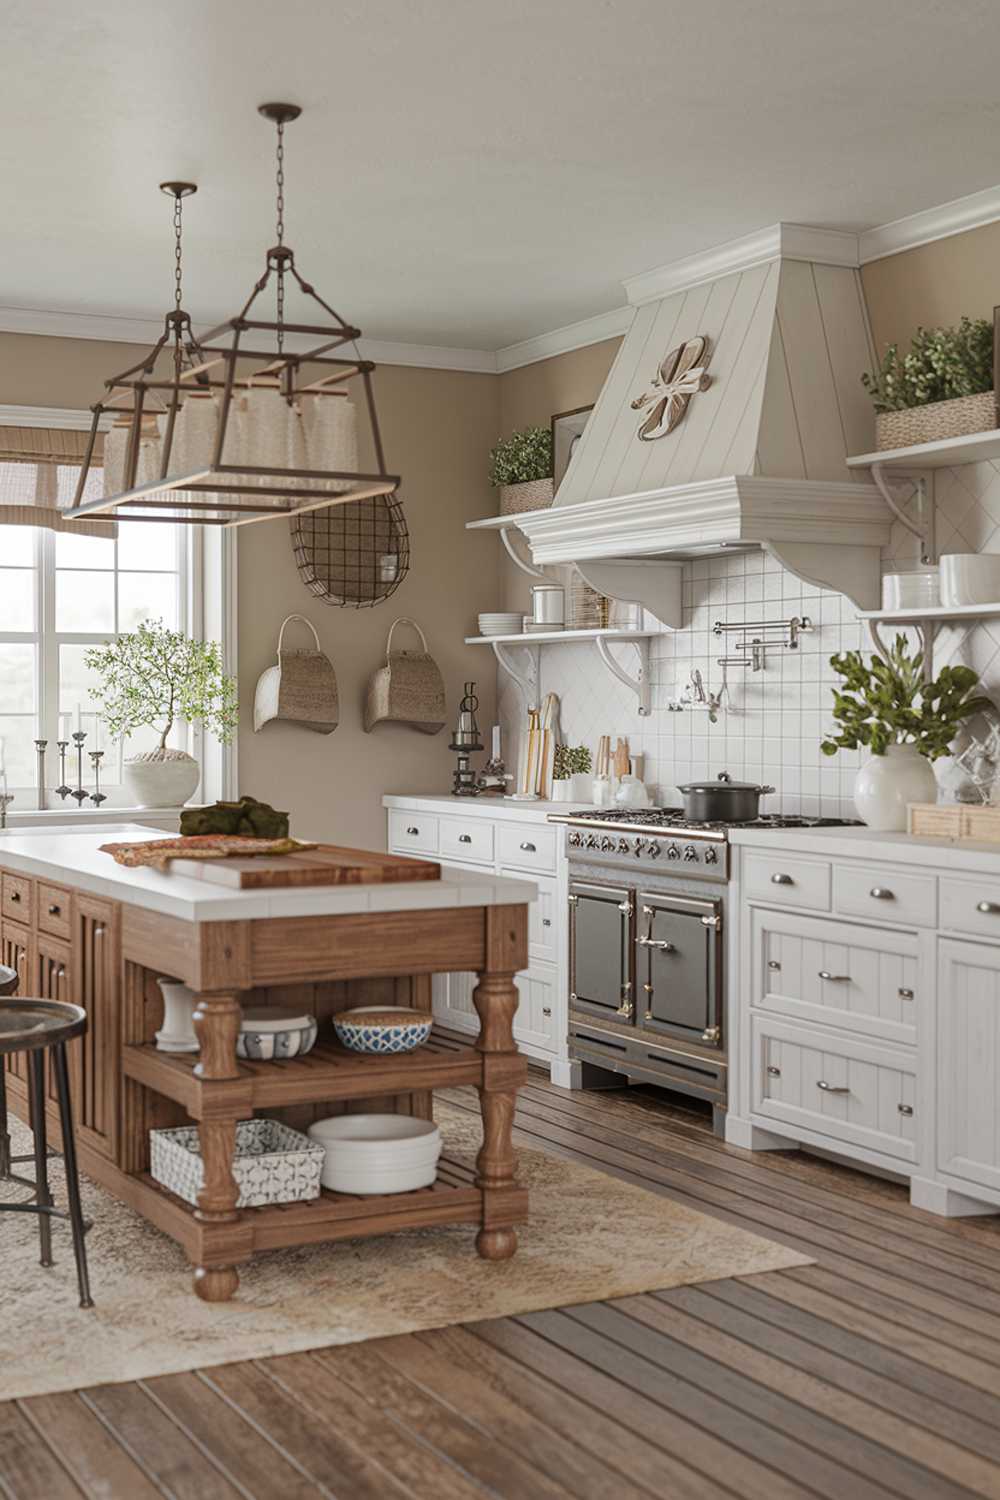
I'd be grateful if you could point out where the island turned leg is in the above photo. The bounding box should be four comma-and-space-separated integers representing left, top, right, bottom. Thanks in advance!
473, 905, 529, 1261
192, 990, 243, 1302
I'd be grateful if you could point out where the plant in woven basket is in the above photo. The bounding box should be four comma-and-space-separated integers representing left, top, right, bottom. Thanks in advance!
488, 426, 553, 486
862, 317, 993, 413
821, 635, 992, 759
553, 744, 592, 780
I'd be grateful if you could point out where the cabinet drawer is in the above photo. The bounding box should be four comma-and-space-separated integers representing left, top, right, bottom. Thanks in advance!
833, 864, 936, 929
939, 877, 1000, 941
388, 810, 439, 855
440, 817, 494, 865
501, 868, 558, 963
1, 874, 34, 927
37, 883, 71, 940
514, 964, 557, 1051
752, 908, 919, 1047
744, 851, 830, 911
752, 1016, 917, 1163
497, 822, 557, 874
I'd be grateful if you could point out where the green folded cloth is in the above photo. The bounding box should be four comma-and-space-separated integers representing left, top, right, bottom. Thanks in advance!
180, 796, 290, 839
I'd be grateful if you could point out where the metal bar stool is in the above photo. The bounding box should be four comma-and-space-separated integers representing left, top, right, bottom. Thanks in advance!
0, 998, 93, 1308
0, 963, 18, 1179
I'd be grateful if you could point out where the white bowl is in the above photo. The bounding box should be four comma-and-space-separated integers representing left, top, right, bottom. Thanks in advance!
236, 1008, 318, 1061
307, 1113, 442, 1195
881, 568, 939, 611
940, 553, 1000, 608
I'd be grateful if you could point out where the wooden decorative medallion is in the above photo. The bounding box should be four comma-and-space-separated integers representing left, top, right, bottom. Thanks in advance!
630, 334, 712, 441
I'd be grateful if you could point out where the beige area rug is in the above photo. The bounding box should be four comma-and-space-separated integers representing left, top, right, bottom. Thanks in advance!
0, 1103, 810, 1400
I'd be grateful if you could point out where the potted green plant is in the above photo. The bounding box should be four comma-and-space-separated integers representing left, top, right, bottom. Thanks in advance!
821, 635, 992, 829
489, 426, 554, 515
863, 316, 996, 450
552, 743, 592, 802
85, 620, 239, 808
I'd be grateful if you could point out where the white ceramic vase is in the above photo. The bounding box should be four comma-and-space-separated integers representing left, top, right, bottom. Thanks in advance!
155, 978, 199, 1053
124, 750, 200, 808
853, 743, 937, 831
551, 778, 573, 802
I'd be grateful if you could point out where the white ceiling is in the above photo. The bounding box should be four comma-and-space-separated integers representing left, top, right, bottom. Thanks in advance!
5, 0, 1000, 352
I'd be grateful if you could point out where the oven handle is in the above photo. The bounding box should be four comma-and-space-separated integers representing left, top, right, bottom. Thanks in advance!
638, 935, 676, 952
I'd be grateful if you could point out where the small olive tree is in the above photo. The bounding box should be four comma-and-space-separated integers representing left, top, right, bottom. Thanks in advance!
85, 620, 239, 756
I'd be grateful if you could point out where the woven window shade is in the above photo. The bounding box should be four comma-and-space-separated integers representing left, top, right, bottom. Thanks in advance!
0, 426, 115, 539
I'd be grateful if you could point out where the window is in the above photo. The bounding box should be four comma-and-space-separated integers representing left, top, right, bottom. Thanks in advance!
0, 450, 189, 804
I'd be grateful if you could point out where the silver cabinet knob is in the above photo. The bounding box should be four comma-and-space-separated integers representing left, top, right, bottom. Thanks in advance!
771, 873, 793, 885
458, 833, 472, 844
48, 903, 60, 916
9, 891, 20, 903
519, 841, 536, 852
406, 825, 419, 835
542, 1006, 552, 1017
897, 1103, 914, 1116
818, 971, 850, 983
977, 901, 1000, 915
766, 1064, 781, 1076
768, 959, 781, 971
94, 924, 105, 937
817, 1080, 850, 1094
898, 987, 914, 1000
869, 887, 894, 900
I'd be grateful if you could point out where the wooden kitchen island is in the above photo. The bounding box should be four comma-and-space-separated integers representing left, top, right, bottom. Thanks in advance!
0, 827, 533, 1301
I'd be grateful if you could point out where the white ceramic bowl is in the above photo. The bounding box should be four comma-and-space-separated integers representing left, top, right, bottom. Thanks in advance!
940, 553, 1000, 608
307, 1113, 442, 1195
236, 1008, 318, 1061
881, 567, 939, 611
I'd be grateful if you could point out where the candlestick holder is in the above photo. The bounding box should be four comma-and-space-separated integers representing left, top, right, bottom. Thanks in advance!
33, 739, 47, 811
71, 731, 89, 805
0, 793, 12, 831
55, 741, 71, 800
88, 751, 107, 807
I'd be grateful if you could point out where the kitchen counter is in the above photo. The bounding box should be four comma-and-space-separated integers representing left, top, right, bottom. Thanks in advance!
383, 793, 594, 822
730, 822, 1000, 875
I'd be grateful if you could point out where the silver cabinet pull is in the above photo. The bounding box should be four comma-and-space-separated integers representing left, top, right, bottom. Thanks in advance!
768, 959, 781, 971
818, 971, 850, 983
48, 903, 60, 916
898, 1103, 914, 1117
94, 925, 105, 938
458, 833, 472, 844
771, 873, 793, 885
406, 825, 419, 836
9, 891, 19, 903
519, 841, 536, 852
542, 1006, 552, 1017
817, 1080, 850, 1094
898, 987, 914, 1000
541, 917, 552, 927
767, 1065, 781, 1076
56, 967, 67, 981
637, 936, 676, 952
869, 887, 894, 900
977, 901, 1000, 915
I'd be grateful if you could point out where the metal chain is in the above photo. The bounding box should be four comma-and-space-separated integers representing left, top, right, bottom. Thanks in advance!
173, 192, 184, 313
275, 120, 285, 352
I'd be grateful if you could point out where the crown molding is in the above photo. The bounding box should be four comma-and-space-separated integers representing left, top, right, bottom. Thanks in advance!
0, 403, 109, 429
494, 305, 633, 373
622, 223, 861, 307
859, 181, 1000, 263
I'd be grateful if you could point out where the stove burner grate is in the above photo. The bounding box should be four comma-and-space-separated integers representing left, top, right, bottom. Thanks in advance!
558, 806, 857, 832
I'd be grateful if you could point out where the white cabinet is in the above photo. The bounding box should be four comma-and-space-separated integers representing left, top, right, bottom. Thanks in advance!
937, 938, 1000, 1197
385, 798, 573, 1085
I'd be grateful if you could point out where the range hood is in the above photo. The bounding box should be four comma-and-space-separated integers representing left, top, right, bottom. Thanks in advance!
503, 225, 894, 619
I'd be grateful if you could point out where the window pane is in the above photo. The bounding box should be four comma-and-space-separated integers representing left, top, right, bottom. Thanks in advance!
58, 646, 110, 756
0, 526, 35, 566
0, 568, 34, 631
118, 522, 179, 571
0, 644, 36, 712
55, 530, 114, 568
0, 716, 36, 789
118, 572, 178, 631
56, 570, 114, 632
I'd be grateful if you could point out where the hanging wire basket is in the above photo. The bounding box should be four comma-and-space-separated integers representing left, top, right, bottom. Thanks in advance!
290, 492, 409, 608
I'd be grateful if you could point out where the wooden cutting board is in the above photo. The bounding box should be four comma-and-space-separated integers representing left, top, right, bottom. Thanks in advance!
169, 843, 441, 889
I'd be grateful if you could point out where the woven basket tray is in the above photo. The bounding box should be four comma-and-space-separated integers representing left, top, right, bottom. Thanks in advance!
908, 802, 1000, 843
876, 391, 996, 451
499, 478, 554, 515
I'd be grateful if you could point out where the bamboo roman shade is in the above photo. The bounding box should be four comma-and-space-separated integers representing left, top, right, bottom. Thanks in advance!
0, 426, 117, 539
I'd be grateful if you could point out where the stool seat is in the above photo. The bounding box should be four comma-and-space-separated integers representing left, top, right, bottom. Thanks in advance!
0, 964, 17, 997
0, 1001, 86, 1055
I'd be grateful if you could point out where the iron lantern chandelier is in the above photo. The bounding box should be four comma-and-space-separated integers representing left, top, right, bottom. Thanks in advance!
67, 103, 400, 529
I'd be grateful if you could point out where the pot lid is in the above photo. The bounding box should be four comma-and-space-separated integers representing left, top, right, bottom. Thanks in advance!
676, 771, 772, 794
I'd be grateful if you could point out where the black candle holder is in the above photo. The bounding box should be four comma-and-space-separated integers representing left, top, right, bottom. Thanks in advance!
55, 741, 71, 800
71, 731, 89, 805
88, 751, 107, 807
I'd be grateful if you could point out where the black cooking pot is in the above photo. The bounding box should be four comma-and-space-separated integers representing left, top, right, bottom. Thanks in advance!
676, 771, 776, 822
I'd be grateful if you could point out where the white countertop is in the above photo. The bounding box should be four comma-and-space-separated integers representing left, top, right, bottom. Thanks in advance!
0, 825, 538, 924
731, 822, 1000, 876
383, 793, 595, 821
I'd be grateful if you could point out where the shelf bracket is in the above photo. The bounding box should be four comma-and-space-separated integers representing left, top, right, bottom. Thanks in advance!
594, 635, 651, 716
497, 523, 549, 582
491, 639, 540, 712
871, 464, 935, 564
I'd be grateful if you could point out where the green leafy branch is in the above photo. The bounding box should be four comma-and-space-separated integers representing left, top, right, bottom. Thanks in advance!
862, 317, 993, 413
553, 744, 592, 780
821, 635, 993, 761
488, 426, 553, 486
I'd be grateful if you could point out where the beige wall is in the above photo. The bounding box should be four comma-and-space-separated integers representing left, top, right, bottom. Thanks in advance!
861, 220, 1000, 357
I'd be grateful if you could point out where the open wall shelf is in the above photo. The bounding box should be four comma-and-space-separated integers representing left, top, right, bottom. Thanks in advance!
467, 629, 657, 715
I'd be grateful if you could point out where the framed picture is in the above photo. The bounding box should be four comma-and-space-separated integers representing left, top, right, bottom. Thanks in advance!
550, 405, 593, 491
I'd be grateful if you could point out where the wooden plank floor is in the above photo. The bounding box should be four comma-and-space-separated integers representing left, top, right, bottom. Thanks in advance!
5, 1074, 1000, 1498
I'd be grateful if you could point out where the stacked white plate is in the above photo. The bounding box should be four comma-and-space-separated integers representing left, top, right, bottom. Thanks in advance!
307, 1114, 442, 1195
478, 612, 523, 637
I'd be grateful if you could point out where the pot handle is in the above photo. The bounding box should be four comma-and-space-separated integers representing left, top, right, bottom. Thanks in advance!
759, 785, 776, 795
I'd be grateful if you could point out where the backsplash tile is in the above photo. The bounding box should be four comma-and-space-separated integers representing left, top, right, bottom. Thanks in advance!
498, 461, 1000, 816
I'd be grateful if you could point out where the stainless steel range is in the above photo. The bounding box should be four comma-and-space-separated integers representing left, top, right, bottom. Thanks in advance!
550, 806, 854, 1131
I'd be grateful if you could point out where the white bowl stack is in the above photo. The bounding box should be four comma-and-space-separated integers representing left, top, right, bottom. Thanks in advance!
307, 1113, 442, 1195
478, 612, 523, 637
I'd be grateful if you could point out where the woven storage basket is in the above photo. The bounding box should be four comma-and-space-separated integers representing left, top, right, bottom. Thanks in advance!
499, 477, 554, 515
364, 618, 446, 735
253, 614, 339, 735
876, 391, 996, 451
150, 1119, 324, 1209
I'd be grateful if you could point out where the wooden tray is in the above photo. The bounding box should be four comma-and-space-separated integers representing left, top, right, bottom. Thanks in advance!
907, 802, 1000, 843
169, 843, 441, 889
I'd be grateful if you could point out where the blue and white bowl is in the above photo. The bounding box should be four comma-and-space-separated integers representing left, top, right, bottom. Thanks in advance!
333, 1007, 434, 1055
237, 1008, 318, 1061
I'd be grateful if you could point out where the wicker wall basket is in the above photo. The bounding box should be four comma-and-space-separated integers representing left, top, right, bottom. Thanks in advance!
364, 618, 446, 735
499, 477, 555, 515
254, 614, 339, 735
876, 391, 997, 451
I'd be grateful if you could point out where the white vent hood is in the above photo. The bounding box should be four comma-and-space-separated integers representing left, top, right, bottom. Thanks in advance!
501, 224, 895, 619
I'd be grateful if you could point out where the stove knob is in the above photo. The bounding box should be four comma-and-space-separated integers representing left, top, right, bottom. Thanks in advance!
633, 837, 646, 857
683, 844, 698, 862
585, 834, 599, 850
600, 836, 615, 852
704, 845, 719, 864
648, 841, 662, 859
567, 832, 582, 848
666, 843, 681, 860
617, 838, 630, 854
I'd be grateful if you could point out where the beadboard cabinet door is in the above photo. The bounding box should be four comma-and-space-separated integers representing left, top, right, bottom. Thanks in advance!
1, 919, 34, 1088
938, 938, 1000, 1195
71, 895, 119, 1162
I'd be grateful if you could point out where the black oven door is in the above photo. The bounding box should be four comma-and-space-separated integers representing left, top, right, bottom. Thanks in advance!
637, 891, 722, 1047
569, 880, 634, 1023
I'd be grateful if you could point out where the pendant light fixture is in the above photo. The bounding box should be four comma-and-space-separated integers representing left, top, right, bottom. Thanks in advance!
67, 104, 399, 528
